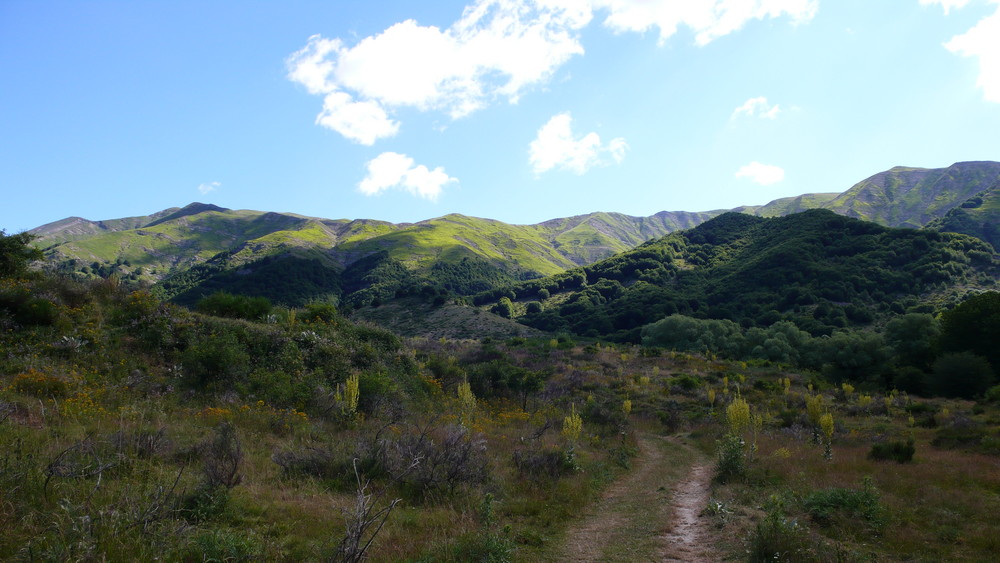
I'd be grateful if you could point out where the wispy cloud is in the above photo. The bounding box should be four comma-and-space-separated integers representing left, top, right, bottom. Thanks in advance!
358, 152, 456, 201
940, 1, 1000, 103
197, 181, 220, 195
593, 0, 818, 46
735, 161, 785, 185
529, 112, 627, 175
732, 96, 781, 120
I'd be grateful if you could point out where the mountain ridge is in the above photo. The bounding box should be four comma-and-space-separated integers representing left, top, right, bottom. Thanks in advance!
28, 161, 1000, 310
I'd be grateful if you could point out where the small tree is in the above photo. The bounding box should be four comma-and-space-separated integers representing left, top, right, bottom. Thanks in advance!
493, 297, 514, 319
0, 230, 43, 278
930, 351, 995, 399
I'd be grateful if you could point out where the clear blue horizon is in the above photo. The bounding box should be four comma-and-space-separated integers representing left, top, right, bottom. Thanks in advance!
2, 0, 999, 233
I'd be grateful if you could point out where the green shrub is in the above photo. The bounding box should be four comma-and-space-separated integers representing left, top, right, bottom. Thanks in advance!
669, 373, 702, 391
303, 301, 338, 323
985, 384, 1000, 403
196, 291, 271, 320
181, 331, 251, 389
868, 439, 915, 463
747, 507, 808, 562
715, 433, 746, 483
802, 477, 887, 535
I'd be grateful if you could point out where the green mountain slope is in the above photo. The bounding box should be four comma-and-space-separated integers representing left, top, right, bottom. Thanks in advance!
31, 204, 718, 307
480, 210, 999, 341
821, 161, 1000, 228
926, 185, 1000, 250
27, 161, 1000, 313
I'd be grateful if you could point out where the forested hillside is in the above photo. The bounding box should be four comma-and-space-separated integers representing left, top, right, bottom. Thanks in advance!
479, 210, 999, 341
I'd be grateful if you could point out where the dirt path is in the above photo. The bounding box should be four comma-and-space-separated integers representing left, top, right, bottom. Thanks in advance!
555, 434, 719, 562
656, 463, 717, 562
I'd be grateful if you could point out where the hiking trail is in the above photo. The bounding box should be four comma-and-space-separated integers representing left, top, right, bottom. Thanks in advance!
556, 434, 720, 562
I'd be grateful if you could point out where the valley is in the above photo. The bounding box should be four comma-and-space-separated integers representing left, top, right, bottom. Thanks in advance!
1, 160, 999, 561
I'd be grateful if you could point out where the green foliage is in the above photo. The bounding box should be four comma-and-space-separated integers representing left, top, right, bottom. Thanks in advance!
196, 291, 272, 320
930, 352, 995, 399
490, 210, 998, 343
0, 230, 43, 278
868, 439, 915, 463
183, 529, 261, 562
302, 301, 338, 323
714, 433, 747, 484
928, 186, 1000, 250
802, 477, 887, 535
939, 291, 1000, 374
814, 331, 893, 386
747, 503, 808, 562
985, 385, 1000, 403
492, 297, 514, 319
641, 315, 743, 357
884, 313, 940, 370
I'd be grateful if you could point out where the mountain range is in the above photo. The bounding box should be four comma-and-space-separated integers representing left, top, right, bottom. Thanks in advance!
29, 161, 1000, 315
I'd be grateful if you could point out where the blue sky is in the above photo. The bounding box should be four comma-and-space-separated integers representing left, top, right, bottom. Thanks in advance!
2, 0, 999, 233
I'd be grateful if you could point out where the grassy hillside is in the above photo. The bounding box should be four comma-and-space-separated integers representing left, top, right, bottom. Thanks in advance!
33, 206, 722, 309
822, 161, 1000, 228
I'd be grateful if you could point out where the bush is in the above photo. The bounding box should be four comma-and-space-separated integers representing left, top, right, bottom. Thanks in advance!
802, 477, 887, 535
10, 369, 69, 398
868, 439, 915, 463
388, 424, 488, 500
715, 433, 746, 483
747, 507, 808, 562
303, 301, 338, 323
201, 422, 243, 490
196, 291, 271, 320
512, 444, 577, 479
181, 332, 251, 389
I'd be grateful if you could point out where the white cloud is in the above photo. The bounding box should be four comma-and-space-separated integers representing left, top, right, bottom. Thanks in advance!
942, 1, 1000, 103
919, 0, 971, 15
592, 0, 818, 46
529, 112, 628, 174
315, 91, 399, 145
732, 96, 781, 119
288, 1, 822, 143
197, 181, 220, 195
287, 0, 593, 143
735, 161, 785, 185
359, 152, 456, 201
